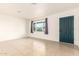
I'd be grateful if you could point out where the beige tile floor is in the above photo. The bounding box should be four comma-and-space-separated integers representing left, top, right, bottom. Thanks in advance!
0, 38, 78, 56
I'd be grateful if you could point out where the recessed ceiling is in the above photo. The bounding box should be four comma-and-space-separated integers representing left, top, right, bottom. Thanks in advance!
0, 3, 79, 19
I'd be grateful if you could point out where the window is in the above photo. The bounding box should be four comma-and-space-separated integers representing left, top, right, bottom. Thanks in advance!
31, 18, 48, 34
33, 20, 45, 32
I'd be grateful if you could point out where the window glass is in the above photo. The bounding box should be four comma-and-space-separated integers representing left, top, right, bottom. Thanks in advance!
33, 20, 45, 32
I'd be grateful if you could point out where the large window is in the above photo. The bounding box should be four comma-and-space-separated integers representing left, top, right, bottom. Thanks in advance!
31, 18, 48, 34
33, 20, 45, 32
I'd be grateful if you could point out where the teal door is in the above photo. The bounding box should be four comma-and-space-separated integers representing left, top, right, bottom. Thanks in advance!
59, 16, 74, 44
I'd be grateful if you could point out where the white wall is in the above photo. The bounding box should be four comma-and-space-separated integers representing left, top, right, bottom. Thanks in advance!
28, 8, 79, 46
0, 15, 27, 41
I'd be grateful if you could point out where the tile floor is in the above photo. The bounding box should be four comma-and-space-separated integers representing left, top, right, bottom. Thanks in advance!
0, 38, 78, 56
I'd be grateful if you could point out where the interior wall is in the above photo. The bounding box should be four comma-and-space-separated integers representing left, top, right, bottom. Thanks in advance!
0, 15, 27, 41
28, 8, 79, 46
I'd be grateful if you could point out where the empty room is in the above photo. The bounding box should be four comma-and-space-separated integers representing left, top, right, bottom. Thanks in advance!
0, 3, 79, 56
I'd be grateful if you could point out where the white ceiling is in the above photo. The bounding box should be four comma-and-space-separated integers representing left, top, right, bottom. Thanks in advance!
0, 3, 79, 19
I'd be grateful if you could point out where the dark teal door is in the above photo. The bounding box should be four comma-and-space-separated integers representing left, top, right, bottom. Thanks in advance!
59, 16, 74, 44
